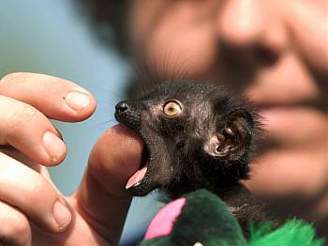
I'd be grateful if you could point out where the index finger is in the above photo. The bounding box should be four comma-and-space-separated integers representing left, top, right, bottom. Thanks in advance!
0, 72, 96, 122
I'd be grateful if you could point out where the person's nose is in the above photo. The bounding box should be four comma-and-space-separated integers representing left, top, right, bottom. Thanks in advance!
216, 0, 288, 61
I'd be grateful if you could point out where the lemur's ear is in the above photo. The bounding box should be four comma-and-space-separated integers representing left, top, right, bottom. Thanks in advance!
204, 108, 254, 160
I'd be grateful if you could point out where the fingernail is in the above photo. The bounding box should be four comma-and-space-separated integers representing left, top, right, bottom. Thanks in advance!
64, 91, 90, 112
53, 200, 72, 232
43, 131, 66, 163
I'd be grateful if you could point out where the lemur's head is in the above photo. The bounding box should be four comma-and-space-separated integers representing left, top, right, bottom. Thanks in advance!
115, 80, 260, 198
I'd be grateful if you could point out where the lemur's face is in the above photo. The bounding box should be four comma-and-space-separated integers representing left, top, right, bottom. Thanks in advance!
115, 80, 258, 197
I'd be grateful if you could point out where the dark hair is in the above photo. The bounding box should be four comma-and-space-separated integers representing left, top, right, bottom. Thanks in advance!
75, 0, 129, 56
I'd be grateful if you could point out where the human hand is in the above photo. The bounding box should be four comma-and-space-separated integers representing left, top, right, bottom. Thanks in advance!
0, 73, 142, 245
32, 124, 143, 245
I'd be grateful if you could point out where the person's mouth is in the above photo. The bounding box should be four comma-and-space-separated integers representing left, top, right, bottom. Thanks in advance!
253, 102, 327, 146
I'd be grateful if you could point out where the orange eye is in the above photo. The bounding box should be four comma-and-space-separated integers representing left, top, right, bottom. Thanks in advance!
163, 100, 183, 117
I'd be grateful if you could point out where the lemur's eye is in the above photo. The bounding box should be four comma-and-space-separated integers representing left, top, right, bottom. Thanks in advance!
163, 100, 183, 118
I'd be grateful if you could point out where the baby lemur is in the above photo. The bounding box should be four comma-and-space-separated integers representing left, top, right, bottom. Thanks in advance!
115, 79, 269, 228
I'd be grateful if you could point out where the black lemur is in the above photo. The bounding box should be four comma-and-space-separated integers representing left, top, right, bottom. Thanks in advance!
115, 79, 270, 228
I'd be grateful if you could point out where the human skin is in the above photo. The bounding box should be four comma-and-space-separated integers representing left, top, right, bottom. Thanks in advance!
0, 73, 143, 245
0, 0, 327, 245
127, 0, 328, 215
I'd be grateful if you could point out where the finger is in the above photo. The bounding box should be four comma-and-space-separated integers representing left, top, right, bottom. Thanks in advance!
0, 146, 57, 189
0, 202, 32, 246
0, 147, 60, 198
0, 72, 96, 122
0, 152, 72, 233
287, 2, 328, 73
73, 124, 144, 244
0, 96, 66, 165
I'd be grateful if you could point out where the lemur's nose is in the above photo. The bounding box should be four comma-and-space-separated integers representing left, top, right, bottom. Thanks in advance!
115, 101, 130, 114
115, 101, 141, 130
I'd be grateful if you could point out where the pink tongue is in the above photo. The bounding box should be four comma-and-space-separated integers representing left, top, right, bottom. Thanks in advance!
125, 166, 147, 189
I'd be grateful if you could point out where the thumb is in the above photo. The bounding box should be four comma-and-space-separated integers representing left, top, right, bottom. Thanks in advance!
72, 124, 143, 243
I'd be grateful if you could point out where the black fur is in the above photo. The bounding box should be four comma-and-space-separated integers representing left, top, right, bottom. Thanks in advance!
115, 80, 260, 196
115, 80, 272, 230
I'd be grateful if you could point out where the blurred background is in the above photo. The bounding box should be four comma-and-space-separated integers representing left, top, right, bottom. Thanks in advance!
0, 0, 161, 244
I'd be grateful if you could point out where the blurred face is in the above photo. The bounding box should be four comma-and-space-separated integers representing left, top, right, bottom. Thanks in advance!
127, 0, 328, 200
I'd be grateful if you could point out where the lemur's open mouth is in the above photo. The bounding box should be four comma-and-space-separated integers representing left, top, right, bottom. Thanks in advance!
115, 101, 158, 196
123, 132, 158, 196
125, 146, 149, 189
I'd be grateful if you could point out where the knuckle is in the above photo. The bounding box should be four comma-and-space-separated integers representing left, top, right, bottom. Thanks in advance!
8, 104, 38, 133
17, 103, 38, 120
28, 177, 47, 196
0, 209, 31, 244
25, 175, 54, 204
0, 72, 24, 85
